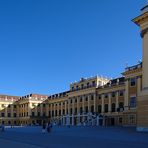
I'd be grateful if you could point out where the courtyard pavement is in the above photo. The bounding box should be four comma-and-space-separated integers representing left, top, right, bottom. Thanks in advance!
0, 126, 148, 148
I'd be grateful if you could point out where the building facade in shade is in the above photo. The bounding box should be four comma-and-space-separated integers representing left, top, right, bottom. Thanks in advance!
0, 2, 147, 130
0, 67, 142, 127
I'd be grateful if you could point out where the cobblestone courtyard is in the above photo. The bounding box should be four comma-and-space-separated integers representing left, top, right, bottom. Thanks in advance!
0, 126, 148, 148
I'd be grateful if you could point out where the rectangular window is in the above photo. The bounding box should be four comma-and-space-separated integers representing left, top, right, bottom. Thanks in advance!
14, 113, 16, 117
1, 113, 5, 117
130, 97, 136, 108
32, 112, 35, 117
130, 78, 136, 86
119, 90, 124, 96
8, 113, 11, 117
112, 92, 115, 97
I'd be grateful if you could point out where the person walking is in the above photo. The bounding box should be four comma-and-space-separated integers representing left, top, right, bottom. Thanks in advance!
47, 121, 51, 133
42, 121, 46, 133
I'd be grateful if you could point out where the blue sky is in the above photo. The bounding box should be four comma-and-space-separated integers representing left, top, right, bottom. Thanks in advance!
0, 0, 146, 96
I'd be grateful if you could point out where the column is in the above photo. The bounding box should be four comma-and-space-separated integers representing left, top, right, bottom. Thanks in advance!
28, 102, 31, 116
124, 79, 129, 111
46, 104, 49, 117
108, 93, 111, 112
93, 93, 96, 113
137, 76, 142, 95
77, 97, 79, 114
57, 103, 59, 116
82, 96, 85, 113
72, 98, 74, 115
61, 102, 63, 116
5, 104, 8, 118
82, 96, 85, 122
68, 99, 70, 115
101, 94, 104, 113
116, 91, 119, 110
35, 104, 38, 116
50, 104, 53, 118
88, 95, 90, 112
11, 104, 14, 118
40, 104, 43, 116
65, 101, 67, 115
53, 104, 56, 118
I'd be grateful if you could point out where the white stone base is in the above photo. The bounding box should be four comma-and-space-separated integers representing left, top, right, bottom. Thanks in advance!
137, 127, 148, 132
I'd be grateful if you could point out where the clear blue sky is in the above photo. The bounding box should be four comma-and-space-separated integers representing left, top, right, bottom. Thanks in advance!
0, 0, 146, 96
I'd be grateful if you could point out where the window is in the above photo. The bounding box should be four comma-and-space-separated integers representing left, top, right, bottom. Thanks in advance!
63, 109, 65, 115
105, 94, 108, 98
98, 95, 101, 99
119, 102, 124, 108
59, 110, 61, 116
38, 112, 40, 116
32, 112, 35, 117
52, 111, 54, 116
87, 82, 90, 88
130, 78, 136, 86
81, 84, 84, 89
92, 81, 96, 87
55, 110, 57, 116
75, 108, 77, 114
111, 103, 116, 112
80, 107, 83, 114
85, 96, 88, 101
91, 95, 94, 100
119, 91, 124, 96
43, 112, 46, 117
104, 104, 108, 113
72, 87, 74, 91
14, 113, 16, 117
85, 106, 88, 113
70, 108, 73, 114
112, 92, 115, 98
130, 97, 136, 108
14, 105, 16, 108
1, 113, 5, 117
80, 97, 82, 102
75, 99, 77, 103
8, 113, 11, 117
98, 105, 102, 113
91, 105, 94, 113
76, 86, 79, 90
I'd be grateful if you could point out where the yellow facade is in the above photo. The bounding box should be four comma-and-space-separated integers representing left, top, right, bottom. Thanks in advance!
0, 70, 142, 127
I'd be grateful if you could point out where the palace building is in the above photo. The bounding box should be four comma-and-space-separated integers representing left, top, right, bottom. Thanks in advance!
0, 2, 148, 131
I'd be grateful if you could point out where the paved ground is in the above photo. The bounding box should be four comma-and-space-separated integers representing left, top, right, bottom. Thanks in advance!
0, 126, 148, 148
